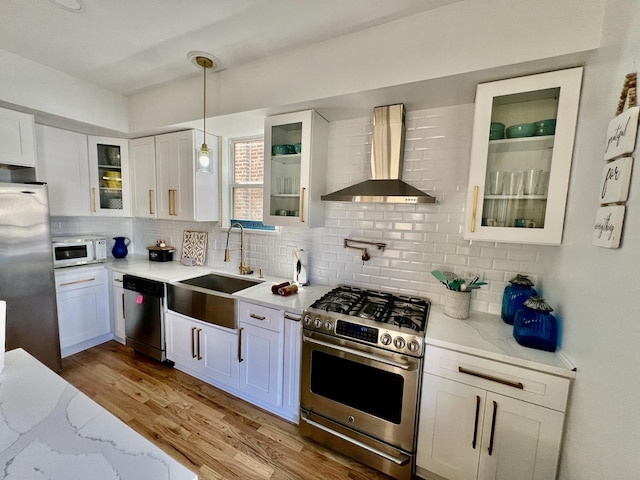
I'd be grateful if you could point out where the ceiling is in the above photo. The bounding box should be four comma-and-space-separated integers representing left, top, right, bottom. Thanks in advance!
0, 0, 463, 96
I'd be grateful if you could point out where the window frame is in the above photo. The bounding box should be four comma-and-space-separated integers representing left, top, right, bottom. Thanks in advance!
227, 136, 276, 232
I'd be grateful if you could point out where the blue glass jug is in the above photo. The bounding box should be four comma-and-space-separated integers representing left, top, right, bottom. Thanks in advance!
112, 236, 130, 258
513, 297, 558, 352
501, 274, 537, 325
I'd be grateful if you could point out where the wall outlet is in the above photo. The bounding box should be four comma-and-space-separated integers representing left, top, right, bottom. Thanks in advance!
465, 271, 484, 283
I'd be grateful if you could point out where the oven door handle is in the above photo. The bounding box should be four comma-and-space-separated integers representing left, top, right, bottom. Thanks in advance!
301, 414, 410, 466
303, 336, 416, 371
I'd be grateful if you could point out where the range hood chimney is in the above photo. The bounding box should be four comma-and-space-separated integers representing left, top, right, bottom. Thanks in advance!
321, 104, 436, 204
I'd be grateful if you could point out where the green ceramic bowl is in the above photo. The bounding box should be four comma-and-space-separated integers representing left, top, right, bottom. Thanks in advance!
489, 122, 505, 140
533, 119, 556, 136
506, 123, 535, 138
272, 144, 292, 155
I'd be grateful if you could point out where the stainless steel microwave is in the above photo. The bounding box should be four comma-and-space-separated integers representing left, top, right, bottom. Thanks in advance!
52, 235, 108, 268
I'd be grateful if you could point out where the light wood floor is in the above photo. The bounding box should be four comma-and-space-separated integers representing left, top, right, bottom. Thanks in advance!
60, 341, 408, 480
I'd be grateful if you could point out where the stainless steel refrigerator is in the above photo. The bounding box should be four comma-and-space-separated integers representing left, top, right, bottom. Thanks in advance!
0, 182, 62, 371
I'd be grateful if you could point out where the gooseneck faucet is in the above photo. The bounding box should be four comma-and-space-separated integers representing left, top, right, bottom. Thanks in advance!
224, 223, 252, 275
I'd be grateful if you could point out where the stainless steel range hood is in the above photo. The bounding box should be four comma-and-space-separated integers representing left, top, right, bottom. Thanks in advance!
321, 104, 435, 204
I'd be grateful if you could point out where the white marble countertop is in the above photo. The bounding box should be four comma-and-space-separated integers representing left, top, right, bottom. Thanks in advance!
425, 305, 576, 378
0, 349, 197, 480
102, 257, 575, 377
236, 282, 334, 314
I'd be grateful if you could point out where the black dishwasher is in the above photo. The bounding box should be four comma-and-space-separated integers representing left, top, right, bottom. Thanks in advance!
123, 275, 173, 365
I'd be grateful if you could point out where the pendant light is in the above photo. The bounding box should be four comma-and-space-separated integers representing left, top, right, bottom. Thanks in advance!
196, 55, 214, 173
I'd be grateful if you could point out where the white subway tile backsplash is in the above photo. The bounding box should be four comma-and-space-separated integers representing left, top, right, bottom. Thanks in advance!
47, 104, 547, 315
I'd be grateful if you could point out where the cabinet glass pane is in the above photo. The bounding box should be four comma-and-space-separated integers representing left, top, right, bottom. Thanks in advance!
97, 143, 123, 211
482, 87, 559, 230
268, 122, 302, 218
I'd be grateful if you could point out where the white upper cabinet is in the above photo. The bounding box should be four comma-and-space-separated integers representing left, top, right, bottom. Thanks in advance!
0, 107, 36, 167
87, 136, 131, 216
263, 110, 328, 228
136, 130, 219, 222
129, 136, 157, 218
464, 67, 583, 245
35, 125, 91, 216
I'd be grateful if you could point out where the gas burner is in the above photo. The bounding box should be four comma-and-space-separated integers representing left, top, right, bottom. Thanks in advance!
389, 316, 419, 330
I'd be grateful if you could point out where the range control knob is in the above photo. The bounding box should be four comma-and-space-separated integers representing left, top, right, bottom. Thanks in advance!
408, 340, 421, 353
314, 318, 323, 329
304, 314, 313, 326
393, 336, 406, 349
380, 333, 392, 346
324, 320, 333, 331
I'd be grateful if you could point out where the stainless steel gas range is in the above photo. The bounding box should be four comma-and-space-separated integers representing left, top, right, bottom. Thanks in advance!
300, 285, 430, 480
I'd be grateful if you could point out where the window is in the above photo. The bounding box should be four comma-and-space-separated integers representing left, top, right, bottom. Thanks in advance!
230, 137, 275, 230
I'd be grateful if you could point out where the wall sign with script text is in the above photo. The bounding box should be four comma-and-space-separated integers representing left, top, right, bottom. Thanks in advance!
603, 106, 639, 161
593, 72, 636, 249
593, 205, 625, 248
598, 156, 633, 204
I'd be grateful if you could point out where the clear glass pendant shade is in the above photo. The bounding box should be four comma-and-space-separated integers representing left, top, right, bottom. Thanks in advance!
197, 143, 212, 173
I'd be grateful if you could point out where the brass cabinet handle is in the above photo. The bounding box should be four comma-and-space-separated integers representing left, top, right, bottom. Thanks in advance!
284, 313, 301, 322
168, 190, 174, 215
91, 188, 96, 212
471, 185, 478, 232
114, 278, 123, 283
238, 327, 244, 363
472, 395, 481, 449
59, 277, 96, 287
458, 366, 524, 390
172, 189, 178, 216
149, 189, 154, 215
300, 187, 306, 223
196, 328, 202, 360
249, 313, 266, 321
191, 327, 197, 358
488, 400, 497, 456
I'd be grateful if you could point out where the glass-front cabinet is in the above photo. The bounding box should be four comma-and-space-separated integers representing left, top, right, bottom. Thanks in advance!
263, 110, 328, 228
464, 67, 583, 245
88, 136, 131, 216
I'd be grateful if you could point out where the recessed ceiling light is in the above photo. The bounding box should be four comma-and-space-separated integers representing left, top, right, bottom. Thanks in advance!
48, 0, 86, 13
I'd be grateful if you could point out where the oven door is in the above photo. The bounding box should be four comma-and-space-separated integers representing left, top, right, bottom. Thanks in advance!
300, 329, 422, 453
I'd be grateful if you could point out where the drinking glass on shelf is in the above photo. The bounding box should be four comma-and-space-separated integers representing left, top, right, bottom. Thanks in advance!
292, 177, 300, 194
523, 169, 543, 195
284, 177, 292, 194
535, 171, 550, 195
276, 177, 283, 194
487, 170, 505, 195
505, 172, 523, 195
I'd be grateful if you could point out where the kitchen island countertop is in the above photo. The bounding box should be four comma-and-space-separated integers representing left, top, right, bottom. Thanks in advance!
0, 348, 197, 480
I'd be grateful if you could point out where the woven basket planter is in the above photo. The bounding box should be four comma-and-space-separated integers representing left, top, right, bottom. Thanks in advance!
443, 290, 471, 319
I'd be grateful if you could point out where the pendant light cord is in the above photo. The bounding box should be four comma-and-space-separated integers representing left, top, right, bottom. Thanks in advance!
202, 61, 207, 138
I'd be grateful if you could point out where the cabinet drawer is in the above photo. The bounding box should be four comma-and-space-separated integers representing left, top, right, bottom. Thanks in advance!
424, 346, 570, 411
238, 302, 283, 332
55, 267, 106, 293
112, 270, 124, 285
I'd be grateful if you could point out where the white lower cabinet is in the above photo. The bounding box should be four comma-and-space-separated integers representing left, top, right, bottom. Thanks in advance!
166, 310, 239, 390
55, 266, 111, 358
238, 302, 284, 408
417, 346, 569, 480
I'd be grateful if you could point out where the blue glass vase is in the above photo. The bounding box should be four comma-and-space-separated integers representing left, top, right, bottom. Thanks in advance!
501, 274, 537, 325
513, 297, 558, 352
112, 236, 130, 258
